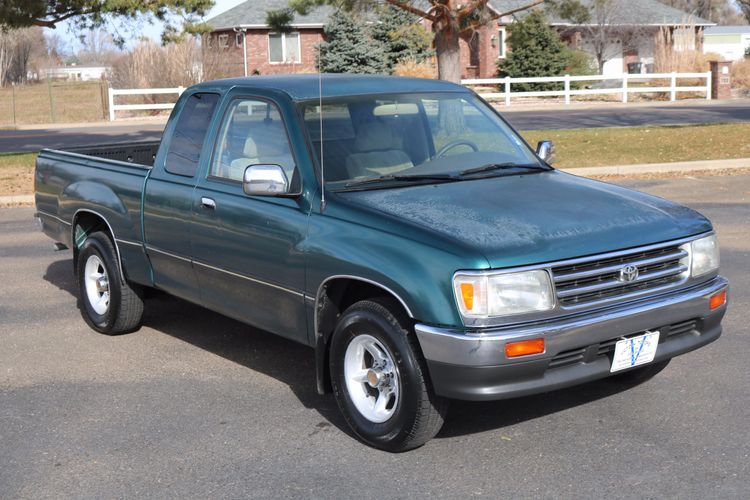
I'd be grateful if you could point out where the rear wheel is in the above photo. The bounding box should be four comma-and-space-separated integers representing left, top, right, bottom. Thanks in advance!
76, 231, 144, 335
329, 298, 448, 452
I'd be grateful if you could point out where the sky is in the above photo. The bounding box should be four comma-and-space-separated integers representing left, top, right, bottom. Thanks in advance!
55, 0, 247, 53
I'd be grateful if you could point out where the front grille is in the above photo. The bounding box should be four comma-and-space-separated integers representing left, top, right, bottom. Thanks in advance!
549, 318, 700, 369
552, 244, 688, 308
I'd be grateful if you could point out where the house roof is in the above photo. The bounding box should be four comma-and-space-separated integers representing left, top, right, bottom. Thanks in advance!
207, 0, 716, 31
206, 0, 334, 30
704, 26, 750, 35
491, 0, 715, 27
192, 74, 466, 101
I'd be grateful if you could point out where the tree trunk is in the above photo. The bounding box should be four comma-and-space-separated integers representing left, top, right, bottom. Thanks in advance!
435, 28, 461, 83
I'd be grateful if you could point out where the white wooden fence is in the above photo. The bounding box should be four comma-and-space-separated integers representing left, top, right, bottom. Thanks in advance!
107, 71, 712, 120
108, 86, 185, 121
462, 72, 712, 106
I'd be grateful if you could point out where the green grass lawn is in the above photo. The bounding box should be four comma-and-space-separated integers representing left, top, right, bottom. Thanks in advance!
521, 123, 750, 168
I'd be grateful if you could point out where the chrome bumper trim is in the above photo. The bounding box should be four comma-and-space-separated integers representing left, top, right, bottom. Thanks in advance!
415, 276, 728, 367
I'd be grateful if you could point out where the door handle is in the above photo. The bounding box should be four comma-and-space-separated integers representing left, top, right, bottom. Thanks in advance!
200, 197, 216, 210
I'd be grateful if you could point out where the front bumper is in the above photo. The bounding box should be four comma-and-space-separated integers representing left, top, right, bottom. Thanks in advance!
415, 276, 728, 401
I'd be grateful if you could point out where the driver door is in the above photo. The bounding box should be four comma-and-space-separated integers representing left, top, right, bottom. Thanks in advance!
190, 96, 310, 343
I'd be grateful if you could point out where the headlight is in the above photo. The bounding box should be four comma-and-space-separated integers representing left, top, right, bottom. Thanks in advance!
454, 269, 554, 319
681, 234, 720, 278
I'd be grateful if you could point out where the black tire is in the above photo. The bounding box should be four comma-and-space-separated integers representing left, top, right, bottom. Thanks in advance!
76, 231, 144, 335
329, 298, 448, 452
609, 359, 671, 384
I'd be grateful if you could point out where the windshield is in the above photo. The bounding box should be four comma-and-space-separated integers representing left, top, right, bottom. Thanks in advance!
302, 93, 543, 190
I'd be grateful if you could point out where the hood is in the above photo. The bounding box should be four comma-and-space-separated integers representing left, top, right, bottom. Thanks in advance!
339, 170, 712, 269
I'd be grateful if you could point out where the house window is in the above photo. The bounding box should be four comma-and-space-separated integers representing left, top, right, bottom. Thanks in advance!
268, 32, 301, 63
498, 28, 507, 58
219, 34, 229, 48
235, 32, 243, 47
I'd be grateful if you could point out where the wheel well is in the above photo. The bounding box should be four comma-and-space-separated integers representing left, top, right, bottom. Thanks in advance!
71, 211, 116, 274
315, 278, 413, 394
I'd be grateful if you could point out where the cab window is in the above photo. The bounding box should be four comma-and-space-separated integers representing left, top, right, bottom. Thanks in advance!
211, 99, 296, 182
164, 93, 219, 177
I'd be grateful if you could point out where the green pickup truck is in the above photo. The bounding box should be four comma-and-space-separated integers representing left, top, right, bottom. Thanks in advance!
35, 75, 728, 451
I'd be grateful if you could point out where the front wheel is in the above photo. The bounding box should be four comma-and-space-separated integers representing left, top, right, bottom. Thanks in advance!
76, 231, 144, 335
329, 298, 448, 452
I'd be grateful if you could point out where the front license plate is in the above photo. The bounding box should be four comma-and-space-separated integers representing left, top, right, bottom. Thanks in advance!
610, 331, 660, 373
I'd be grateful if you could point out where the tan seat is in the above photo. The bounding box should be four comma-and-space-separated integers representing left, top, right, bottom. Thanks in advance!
226, 137, 260, 181
346, 121, 413, 178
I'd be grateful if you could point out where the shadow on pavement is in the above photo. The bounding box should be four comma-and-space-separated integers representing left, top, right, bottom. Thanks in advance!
43, 257, 648, 441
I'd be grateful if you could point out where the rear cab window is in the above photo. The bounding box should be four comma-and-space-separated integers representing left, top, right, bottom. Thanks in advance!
165, 93, 220, 177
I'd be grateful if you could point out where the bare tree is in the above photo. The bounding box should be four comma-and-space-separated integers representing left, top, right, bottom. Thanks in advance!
657, 0, 747, 24
0, 26, 45, 85
112, 38, 203, 92
0, 30, 13, 86
77, 30, 120, 66
738, 1, 750, 24
10, 28, 42, 83
570, 0, 649, 73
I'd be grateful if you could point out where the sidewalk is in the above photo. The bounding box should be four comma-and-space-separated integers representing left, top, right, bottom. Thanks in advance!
0, 116, 167, 132
3, 158, 750, 207
491, 97, 750, 113
561, 157, 750, 177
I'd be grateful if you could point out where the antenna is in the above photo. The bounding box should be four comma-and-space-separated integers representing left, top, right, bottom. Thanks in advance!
318, 65, 326, 211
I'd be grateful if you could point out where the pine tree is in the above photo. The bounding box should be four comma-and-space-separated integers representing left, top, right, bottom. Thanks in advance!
371, 5, 433, 73
317, 11, 387, 74
498, 11, 572, 92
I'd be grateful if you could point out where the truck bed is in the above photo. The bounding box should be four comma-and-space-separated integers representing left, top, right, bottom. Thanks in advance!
34, 142, 159, 286
63, 141, 160, 167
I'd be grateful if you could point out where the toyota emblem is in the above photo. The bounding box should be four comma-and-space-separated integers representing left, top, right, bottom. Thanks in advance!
618, 265, 639, 282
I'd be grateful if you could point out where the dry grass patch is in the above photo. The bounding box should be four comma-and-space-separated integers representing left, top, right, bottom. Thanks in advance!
0, 153, 37, 196
522, 123, 750, 169
0, 83, 106, 126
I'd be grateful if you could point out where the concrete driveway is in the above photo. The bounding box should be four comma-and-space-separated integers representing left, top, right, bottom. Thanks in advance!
1, 174, 748, 498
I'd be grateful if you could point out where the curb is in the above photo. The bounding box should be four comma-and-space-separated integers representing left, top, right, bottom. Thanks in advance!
1, 117, 167, 131
561, 158, 750, 177
0, 194, 34, 206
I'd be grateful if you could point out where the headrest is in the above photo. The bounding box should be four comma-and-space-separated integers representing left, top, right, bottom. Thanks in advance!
354, 121, 399, 152
243, 137, 258, 157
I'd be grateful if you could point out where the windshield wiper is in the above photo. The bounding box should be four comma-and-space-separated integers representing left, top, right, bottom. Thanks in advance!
343, 173, 457, 189
459, 162, 547, 176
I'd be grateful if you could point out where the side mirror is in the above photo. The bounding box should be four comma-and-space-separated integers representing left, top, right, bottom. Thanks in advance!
536, 140, 555, 163
243, 164, 289, 196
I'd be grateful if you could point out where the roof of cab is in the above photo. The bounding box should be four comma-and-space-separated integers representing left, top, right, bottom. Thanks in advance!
191, 74, 467, 101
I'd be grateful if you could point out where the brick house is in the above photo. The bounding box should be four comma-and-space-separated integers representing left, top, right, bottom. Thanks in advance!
205, 0, 713, 80
204, 0, 333, 77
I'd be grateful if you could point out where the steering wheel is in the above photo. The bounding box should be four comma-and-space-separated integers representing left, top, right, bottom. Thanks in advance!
436, 140, 480, 158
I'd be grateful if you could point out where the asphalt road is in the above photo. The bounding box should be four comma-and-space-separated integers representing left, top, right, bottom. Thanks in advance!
504, 100, 750, 130
0, 123, 165, 153
1, 174, 748, 498
2, 100, 750, 153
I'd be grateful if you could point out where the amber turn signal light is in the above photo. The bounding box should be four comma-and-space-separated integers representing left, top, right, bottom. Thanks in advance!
460, 283, 474, 311
505, 338, 545, 358
709, 290, 727, 310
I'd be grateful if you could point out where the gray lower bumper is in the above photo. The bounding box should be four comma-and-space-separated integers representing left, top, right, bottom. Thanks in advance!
415, 277, 728, 401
